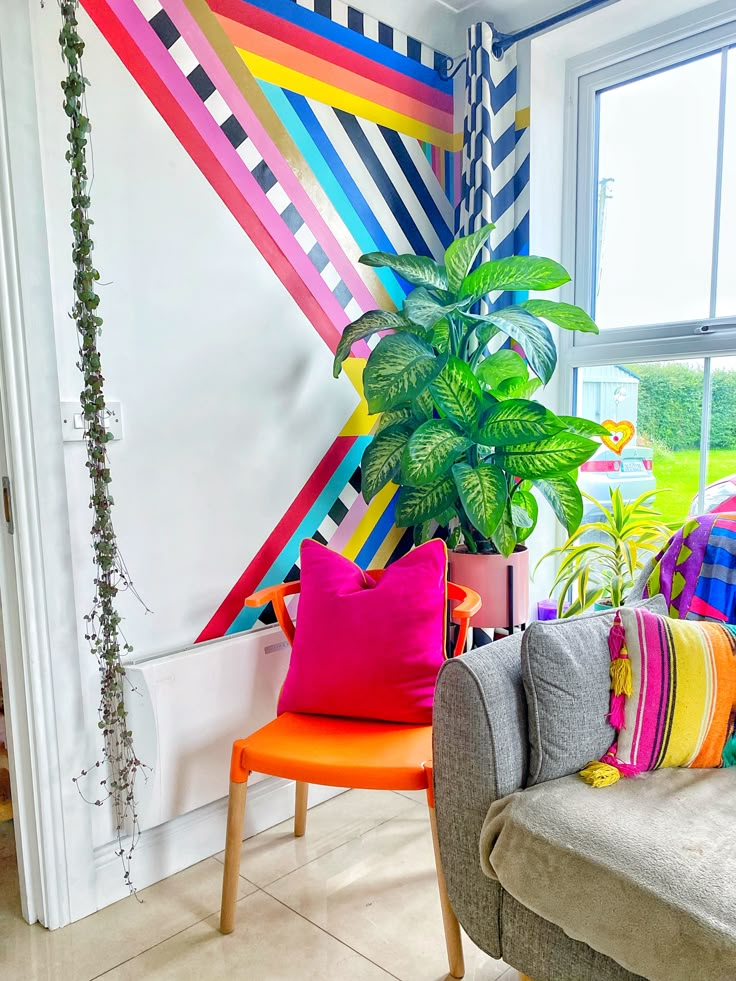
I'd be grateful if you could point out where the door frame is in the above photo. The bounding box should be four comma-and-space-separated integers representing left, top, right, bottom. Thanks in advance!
0, 0, 97, 927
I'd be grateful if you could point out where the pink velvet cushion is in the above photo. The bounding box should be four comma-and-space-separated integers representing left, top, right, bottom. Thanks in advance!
277, 539, 448, 724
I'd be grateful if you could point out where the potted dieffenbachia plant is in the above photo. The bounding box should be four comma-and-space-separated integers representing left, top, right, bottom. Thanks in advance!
333, 224, 605, 623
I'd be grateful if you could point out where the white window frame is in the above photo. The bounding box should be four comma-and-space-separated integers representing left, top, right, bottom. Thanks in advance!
559, 6, 736, 511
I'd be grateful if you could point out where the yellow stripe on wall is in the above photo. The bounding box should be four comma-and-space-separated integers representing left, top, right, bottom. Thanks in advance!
371, 524, 406, 568
339, 358, 379, 437
237, 48, 462, 152
343, 482, 397, 561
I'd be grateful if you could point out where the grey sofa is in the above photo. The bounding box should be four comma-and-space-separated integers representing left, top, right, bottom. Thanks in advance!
432, 632, 736, 981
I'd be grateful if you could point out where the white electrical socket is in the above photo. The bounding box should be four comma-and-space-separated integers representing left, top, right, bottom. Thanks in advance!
60, 401, 123, 442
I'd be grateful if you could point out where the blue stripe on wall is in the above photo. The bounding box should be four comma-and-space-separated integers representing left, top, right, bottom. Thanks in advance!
379, 126, 453, 249
355, 491, 399, 567
235, 0, 451, 94
261, 83, 408, 306
336, 109, 435, 259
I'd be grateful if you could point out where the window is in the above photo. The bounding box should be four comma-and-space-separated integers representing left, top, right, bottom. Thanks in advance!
568, 19, 736, 524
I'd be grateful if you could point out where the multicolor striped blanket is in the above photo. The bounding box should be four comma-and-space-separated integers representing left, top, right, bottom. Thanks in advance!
644, 513, 736, 623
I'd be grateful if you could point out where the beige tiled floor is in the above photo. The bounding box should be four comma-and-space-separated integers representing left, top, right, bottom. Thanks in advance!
1, 791, 522, 981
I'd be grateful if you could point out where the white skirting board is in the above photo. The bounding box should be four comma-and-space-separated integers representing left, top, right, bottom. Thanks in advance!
94, 778, 346, 909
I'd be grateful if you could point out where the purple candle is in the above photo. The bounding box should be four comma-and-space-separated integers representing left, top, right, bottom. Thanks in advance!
537, 598, 568, 621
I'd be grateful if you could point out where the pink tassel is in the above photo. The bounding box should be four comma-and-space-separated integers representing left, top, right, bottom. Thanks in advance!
607, 693, 626, 730
601, 748, 644, 778
608, 611, 626, 659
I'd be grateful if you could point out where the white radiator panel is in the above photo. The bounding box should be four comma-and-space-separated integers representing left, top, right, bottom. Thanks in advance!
125, 626, 291, 832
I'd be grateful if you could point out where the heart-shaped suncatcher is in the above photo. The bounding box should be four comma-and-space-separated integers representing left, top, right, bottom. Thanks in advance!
601, 419, 636, 455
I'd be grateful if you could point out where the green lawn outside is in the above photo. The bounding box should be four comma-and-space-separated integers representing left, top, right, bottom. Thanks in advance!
651, 448, 736, 525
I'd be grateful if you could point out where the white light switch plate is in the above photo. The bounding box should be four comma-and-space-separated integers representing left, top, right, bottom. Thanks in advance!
60, 401, 123, 442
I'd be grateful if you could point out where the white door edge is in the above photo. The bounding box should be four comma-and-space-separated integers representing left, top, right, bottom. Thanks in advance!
0, 0, 98, 928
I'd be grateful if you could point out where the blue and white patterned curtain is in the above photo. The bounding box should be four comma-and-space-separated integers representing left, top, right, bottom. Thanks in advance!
457, 23, 530, 309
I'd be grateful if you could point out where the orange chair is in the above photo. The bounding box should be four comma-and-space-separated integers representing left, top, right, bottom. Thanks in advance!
219, 569, 481, 979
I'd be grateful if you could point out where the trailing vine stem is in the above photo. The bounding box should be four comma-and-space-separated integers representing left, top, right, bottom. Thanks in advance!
59, 0, 145, 892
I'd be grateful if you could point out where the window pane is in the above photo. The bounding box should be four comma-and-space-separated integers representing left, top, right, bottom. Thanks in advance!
595, 55, 721, 330
716, 48, 736, 318
704, 357, 736, 512
577, 361, 703, 527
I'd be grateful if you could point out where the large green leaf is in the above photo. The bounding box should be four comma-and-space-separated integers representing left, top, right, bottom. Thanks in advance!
333, 310, 415, 378
491, 503, 517, 557
513, 488, 539, 542
360, 252, 448, 290
511, 504, 534, 528
460, 256, 571, 302
431, 317, 451, 353
533, 472, 584, 534
476, 349, 528, 390
361, 425, 413, 503
493, 376, 543, 401
472, 321, 500, 349
395, 473, 457, 527
404, 287, 462, 330
445, 224, 494, 293
493, 432, 598, 479
522, 299, 598, 334
479, 399, 564, 447
485, 308, 557, 384
363, 334, 446, 413
557, 415, 610, 438
402, 419, 471, 486
376, 406, 417, 434
414, 387, 435, 420
452, 462, 507, 540
429, 356, 482, 430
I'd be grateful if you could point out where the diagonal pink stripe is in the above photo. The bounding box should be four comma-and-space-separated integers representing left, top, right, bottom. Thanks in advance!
325, 494, 369, 554
162, 0, 389, 317
108, 0, 352, 335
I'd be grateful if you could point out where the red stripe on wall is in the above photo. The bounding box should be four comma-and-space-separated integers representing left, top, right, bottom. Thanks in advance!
215, 15, 454, 133
81, 0, 342, 354
207, 0, 454, 115
196, 435, 357, 641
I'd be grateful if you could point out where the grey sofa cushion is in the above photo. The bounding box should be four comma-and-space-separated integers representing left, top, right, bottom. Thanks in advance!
480, 768, 736, 981
522, 595, 667, 785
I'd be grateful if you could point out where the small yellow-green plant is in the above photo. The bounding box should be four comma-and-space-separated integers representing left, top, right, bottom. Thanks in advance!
537, 487, 673, 617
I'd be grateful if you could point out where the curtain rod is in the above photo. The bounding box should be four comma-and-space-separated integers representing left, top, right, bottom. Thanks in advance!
437, 0, 616, 80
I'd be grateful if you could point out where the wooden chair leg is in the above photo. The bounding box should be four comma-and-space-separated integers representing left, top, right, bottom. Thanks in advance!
294, 781, 308, 837
520, 975, 535, 981
220, 779, 248, 935
428, 799, 465, 979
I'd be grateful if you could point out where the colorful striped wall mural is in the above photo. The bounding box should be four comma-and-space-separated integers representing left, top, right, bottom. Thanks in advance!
79, 0, 528, 641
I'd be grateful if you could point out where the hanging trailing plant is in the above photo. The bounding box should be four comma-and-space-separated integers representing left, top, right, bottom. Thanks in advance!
59, 0, 144, 891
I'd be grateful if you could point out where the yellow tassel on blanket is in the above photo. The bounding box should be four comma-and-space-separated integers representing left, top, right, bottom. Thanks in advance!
610, 656, 633, 697
579, 761, 621, 787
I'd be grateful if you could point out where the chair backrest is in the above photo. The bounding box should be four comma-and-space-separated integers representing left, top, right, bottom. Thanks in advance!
245, 573, 481, 657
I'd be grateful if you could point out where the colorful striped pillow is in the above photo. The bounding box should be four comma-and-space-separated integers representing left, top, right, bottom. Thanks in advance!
580, 607, 736, 786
